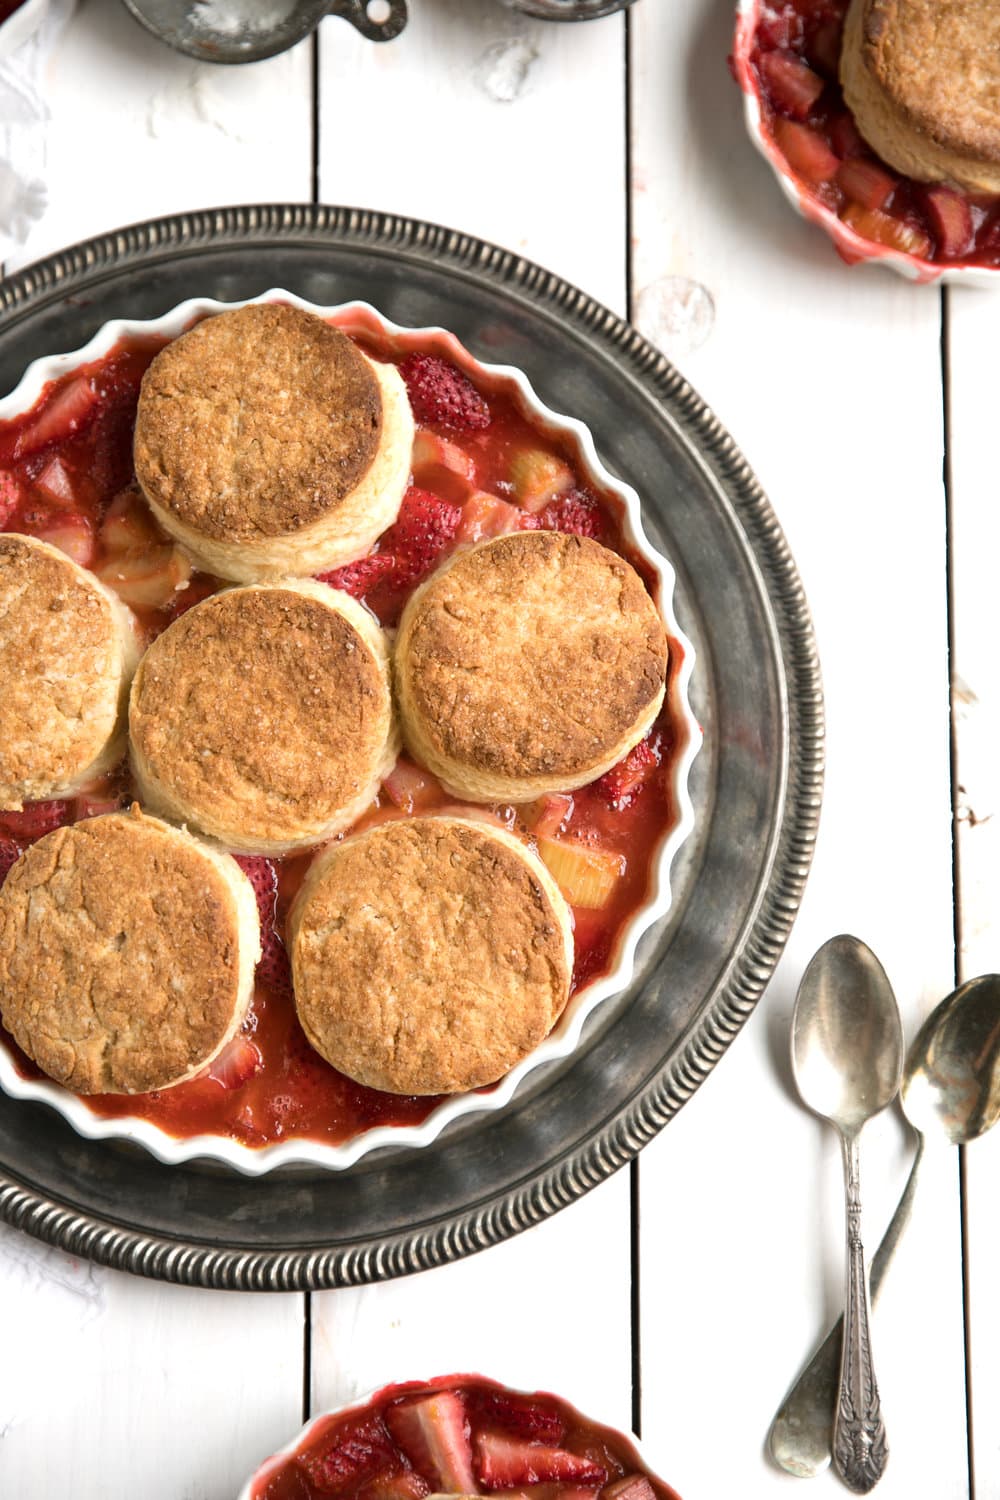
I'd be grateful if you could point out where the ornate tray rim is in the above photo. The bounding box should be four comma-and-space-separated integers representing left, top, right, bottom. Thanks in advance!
0, 205, 824, 1289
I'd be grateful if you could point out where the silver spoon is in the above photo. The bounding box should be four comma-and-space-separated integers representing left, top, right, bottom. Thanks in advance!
790, 935, 904, 1493
121, 0, 407, 64
771, 971, 1000, 1478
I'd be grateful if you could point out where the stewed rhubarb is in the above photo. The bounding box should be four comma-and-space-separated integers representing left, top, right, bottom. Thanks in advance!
251, 1375, 681, 1500
746, 0, 1000, 267
0, 315, 687, 1148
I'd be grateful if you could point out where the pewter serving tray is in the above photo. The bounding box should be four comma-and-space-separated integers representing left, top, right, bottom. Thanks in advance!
0, 206, 823, 1290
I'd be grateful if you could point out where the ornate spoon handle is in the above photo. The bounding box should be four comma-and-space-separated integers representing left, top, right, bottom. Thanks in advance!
768, 1137, 923, 1477
832, 1130, 888, 1493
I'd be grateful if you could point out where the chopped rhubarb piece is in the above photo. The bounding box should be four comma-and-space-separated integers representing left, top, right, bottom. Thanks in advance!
536, 836, 626, 909
13, 374, 99, 459
94, 542, 192, 610
0, 801, 71, 842
828, 111, 867, 160
385, 1393, 478, 1494
234, 855, 292, 996
99, 486, 165, 556
412, 429, 478, 504
508, 448, 574, 513
466, 1390, 565, 1445
400, 353, 491, 433
300, 1415, 400, 1496
383, 757, 442, 815
206, 1035, 263, 1091
602, 1478, 658, 1500
525, 793, 575, 841
923, 186, 974, 259
757, 51, 825, 119
456, 492, 528, 545
475, 1433, 607, 1491
0, 470, 23, 526
319, 552, 398, 599
35, 455, 78, 508
538, 489, 608, 542
596, 741, 659, 809
0, 834, 21, 887
360, 1473, 431, 1500
841, 203, 932, 258
772, 117, 839, 184
74, 790, 128, 821
33, 511, 96, 568
757, 5, 803, 49
836, 157, 896, 212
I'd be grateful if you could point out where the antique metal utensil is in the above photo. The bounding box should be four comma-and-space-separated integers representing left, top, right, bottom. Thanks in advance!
772, 971, 1000, 1478
497, 0, 636, 18
790, 935, 904, 1493
121, 0, 406, 64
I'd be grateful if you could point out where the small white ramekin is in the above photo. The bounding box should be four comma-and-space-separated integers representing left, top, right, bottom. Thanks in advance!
237, 1373, 679, 1500
733, 0, 1000, 287
0, 288, 701, 1175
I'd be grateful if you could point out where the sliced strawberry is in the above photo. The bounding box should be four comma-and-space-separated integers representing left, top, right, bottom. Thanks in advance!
773, 117, 839, 184
233, 855, 292, 997
923, 186, 974, 259
318, 552, 399, 600
0, 470, 24, 527
538, 489, 609, 542
836, 157, 896, 212
399, 353, 491, 433
840, 203, 932, 258
12, 375, 100, 460
757, 51, 825, 119
385, 1392, 477, 1494
475, 1433, 606, 1491
0, 834, 21, 887
466, 1390, 565, 1445
383, 486, 462, 585
756, 6, 803, 49
596, 741, 659, 809
0, 800, 71, 843
206, 1035, 263, 1091
299, 1414, 400, 1496
603, 1477, 658, 1500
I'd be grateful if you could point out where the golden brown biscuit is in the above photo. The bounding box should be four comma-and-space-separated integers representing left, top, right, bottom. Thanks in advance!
129, 579, 398, 854
841, 0, 1000, 194
0, 809, 260, 1094
0, 533, 139, 810
133, 303, 414, 582
289, 816, 574, 1095
395, 531, 668, 802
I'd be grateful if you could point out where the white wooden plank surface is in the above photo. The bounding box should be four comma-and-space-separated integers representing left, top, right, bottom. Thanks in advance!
630, 3, 965, 1496
312, 0, 636, 1446
0, 7, 312, 1498
942, 283, 1000, 1500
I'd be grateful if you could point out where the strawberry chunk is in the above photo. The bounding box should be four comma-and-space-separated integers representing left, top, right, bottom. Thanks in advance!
596, 740, 659, 809
756, 6, 803, 49
466, 1390, 565, 1445
603, 1478, 658, 1500
923, 186, 974, 259
318, 552, 398, 599
234, 855, 292, 997
385, 1392, 478, 1494
829, 112, 867, 160
773, 117, 839, 184
357, 487, 463, 622
399, 353, 491, 432
475, 1433, 606, 1491
456, 492, 532, 545
299, 1414, 400, 1496
0, 834, 21, 887
0, 470, 24, 527
12, 375, 100, 460
538, 489, 608, 542
757, 51, 825, 119
0, 800, 71, 843
836, 157, 896, 212
206, 1035, 263, 1091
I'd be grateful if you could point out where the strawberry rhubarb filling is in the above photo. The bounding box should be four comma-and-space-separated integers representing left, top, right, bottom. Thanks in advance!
745, 0, 1000, 266
0, 314, 687, 1148
251, 1376, 681, 1500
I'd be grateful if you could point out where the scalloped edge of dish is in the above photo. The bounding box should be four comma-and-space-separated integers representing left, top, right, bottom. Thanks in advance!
734, 0, 1000, 287
0, 287, 702, 1176
237, 1372, 675, 1500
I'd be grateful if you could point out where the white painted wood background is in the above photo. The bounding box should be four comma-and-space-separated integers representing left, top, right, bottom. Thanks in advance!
0, 1, 994, 1496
